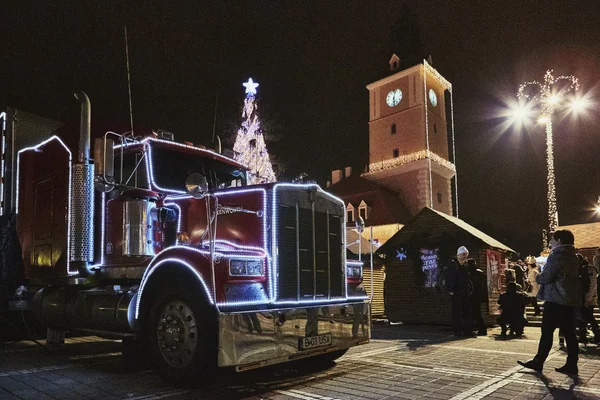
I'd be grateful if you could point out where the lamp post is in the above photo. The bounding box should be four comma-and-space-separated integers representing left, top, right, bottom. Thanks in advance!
517, 70, 579, 233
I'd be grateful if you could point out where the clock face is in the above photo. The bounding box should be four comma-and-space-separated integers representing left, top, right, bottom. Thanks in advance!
429, 89, 438, 107
386, 89, 403, 107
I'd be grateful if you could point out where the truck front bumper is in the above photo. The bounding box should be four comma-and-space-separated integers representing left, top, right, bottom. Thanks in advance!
217, 301, 370, 369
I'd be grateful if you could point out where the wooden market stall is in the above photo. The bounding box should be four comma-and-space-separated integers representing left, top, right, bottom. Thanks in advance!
377, 207, 515, 325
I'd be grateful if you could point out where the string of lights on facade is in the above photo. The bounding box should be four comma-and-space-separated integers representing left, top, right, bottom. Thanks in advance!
367, 149, 456, 174
233, 78, 277, 185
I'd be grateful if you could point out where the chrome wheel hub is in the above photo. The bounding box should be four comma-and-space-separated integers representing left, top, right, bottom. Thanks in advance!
157, 300, 198, 368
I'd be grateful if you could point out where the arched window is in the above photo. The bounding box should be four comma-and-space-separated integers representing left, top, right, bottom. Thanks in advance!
391, 123, 397, 135
437, 192, 442, 204
393, 148, 399, 158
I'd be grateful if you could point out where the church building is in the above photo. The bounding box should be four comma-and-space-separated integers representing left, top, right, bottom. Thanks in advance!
328, 5, 457, 246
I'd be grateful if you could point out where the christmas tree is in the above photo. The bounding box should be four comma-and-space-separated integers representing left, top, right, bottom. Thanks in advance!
233, 78, 277, 184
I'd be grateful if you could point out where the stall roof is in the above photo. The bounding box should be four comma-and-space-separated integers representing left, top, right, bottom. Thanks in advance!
378, 207, 515, 255
556, 222, 600, 250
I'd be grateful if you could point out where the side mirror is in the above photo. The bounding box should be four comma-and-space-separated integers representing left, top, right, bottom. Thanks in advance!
185, 173, 209, 199
93, 138, 115, 192
355, 216, 365, 234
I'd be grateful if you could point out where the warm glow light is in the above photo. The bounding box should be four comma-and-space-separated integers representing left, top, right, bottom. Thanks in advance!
537, 116, 549, 124
511, 103, 530, 120
548, 95, 558, 104
569, 97, 587, 113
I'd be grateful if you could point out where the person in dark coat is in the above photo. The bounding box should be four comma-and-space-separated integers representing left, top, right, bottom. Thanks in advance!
446, 246, 474, 337
497, 282, 537, 337
468, 258, 487, 336
514, 261, 527, 290
577, 254, 599, 344
518, 230, 581, 375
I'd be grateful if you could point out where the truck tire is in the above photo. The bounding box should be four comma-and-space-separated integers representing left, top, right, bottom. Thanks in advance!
147, 285, 216, 385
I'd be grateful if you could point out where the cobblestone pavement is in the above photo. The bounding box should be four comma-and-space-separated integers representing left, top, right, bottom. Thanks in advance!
1, 325, 599, 399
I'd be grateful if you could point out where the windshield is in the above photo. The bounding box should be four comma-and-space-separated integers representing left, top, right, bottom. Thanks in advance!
151, 145, 246, 191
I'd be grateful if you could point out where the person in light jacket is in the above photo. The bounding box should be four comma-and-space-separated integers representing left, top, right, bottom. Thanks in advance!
525, 256, 541, 315
518, 230, 581, 375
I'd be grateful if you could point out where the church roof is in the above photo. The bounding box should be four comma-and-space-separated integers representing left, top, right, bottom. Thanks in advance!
389, 4, 430, 71
328, 174, 413, 226
377, 207, 515, 255
556, 222, 600, 250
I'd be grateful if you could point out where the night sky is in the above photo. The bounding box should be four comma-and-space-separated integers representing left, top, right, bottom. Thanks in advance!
2, 1, 600, 255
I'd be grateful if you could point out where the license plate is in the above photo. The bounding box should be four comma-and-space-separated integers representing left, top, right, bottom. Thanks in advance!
299, 333, 332, 350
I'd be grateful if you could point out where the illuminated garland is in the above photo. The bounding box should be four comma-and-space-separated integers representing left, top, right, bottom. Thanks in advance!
365, 150, 456, 174
424, 60, 452, 93
517, 70, 579, 232
233, 78, 277, 185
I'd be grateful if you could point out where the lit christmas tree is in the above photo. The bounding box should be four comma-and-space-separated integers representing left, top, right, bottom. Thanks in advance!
233, 78, 277, 184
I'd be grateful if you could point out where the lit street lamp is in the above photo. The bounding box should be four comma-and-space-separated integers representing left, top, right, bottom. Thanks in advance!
514, 70, 581, 233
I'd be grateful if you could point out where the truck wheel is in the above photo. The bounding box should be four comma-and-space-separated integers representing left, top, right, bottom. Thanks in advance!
147, 286, 216, 385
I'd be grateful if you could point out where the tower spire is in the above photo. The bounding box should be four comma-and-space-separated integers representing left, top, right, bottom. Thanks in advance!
389, 4, 430, 71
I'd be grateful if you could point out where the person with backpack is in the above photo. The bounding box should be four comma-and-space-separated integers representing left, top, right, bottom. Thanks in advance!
578, 253, 599, 343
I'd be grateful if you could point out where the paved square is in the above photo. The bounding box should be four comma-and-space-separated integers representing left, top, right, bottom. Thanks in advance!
1, 325, 599, 399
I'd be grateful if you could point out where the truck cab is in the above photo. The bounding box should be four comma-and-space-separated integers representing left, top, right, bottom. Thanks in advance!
2, 94, 371, 385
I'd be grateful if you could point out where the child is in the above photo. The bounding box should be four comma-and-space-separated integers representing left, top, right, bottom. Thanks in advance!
497, 282, 538, 337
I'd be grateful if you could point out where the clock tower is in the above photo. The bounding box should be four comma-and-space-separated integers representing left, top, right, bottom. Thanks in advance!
362, 7, 457, 217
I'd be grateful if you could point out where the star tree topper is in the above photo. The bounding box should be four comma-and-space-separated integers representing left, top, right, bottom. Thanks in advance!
243, 78, 259, 95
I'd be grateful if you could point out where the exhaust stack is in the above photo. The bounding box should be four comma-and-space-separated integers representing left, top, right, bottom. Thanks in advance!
74, 91, 91, 163
70, 91, 94, 274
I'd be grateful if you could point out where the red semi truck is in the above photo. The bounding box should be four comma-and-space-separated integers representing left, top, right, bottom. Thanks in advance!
0, 93, 370, 384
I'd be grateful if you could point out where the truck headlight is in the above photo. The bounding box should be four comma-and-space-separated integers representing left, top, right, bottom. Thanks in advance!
246, 260, 263, 275
230, 260, 246, 275
229, 259, 264, 276
346, 263, 363, 278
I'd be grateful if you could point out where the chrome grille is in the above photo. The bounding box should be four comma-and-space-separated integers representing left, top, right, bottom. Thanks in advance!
274, 186, 345, 301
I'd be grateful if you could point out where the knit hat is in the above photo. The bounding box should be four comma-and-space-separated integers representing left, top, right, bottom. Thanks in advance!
457, 246, 469, 256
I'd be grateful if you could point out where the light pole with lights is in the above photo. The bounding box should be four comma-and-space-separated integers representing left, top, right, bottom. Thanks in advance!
516, 70, 580, 233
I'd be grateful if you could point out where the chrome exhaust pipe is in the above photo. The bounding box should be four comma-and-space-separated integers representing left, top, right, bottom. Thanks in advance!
70, 91, 94, 274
